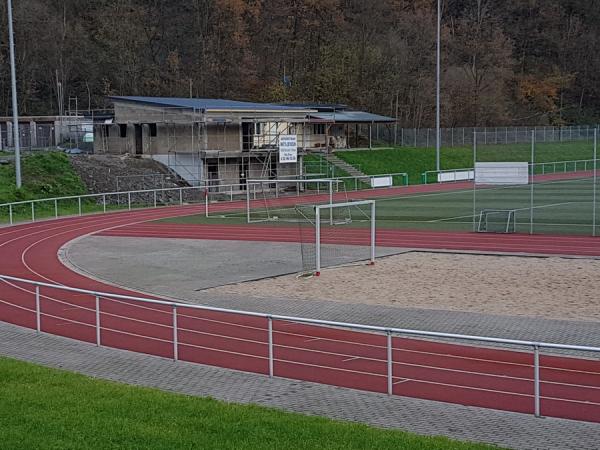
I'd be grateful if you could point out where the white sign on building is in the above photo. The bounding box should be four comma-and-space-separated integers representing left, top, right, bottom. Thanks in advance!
279, 134, 298, 163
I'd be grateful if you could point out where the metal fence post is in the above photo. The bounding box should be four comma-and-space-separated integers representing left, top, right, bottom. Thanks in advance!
530, 131, 535, 235
128, 192, 131, 210
31, 202, 35, 222
78, 197, 82, 216
35, 285, 41, 332
534, 344, 541, 417
54, 199, 58, 218
593, 129, 597, 237
95, 295, 101, 346
173, 305, 178, 361
268, 316, 274, 377
9, 204, 13, 225
153, 190, 157, 208
179, 188, 183, 205
387, 330, 393, 395
315, 207, 321, 275
103, 194, 106, 213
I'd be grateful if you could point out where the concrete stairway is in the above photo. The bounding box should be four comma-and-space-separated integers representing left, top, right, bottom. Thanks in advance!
323, 153, 368, 178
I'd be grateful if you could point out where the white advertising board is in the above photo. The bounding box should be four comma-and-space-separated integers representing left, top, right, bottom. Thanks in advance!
475, 162, 529, 185
438, 170, 474, 183
370, 176, 393, 188
278, 134, 298, 163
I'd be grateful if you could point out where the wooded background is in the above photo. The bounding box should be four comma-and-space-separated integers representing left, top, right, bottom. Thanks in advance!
1, 0, 598, 127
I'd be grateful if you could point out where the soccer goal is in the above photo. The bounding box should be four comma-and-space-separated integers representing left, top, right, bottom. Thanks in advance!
246, 178, 346, 223
296, 200, 376, 276
477, 209, 517, 233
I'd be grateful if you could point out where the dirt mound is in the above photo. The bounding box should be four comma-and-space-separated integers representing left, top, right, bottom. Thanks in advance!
70, 154, 187, 194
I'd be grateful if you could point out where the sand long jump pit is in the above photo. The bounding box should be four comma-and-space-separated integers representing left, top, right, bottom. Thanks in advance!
61, 234, 600, 323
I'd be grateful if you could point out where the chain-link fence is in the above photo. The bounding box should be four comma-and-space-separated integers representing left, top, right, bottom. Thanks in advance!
374, 124, 599, 148
473, 131, 598, 236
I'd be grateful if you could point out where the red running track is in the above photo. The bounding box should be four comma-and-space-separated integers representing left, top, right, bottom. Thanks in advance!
0, 184, 599, 423
100, 223, 600, 257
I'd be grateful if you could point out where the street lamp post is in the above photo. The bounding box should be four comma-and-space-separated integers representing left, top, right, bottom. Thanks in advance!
7, 0, 22, 188
435, 0, 441, 172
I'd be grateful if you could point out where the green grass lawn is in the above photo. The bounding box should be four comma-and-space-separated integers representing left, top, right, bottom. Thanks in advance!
0, 357, 497, 450
0, 152, 87, 204
335, 141, 596, 185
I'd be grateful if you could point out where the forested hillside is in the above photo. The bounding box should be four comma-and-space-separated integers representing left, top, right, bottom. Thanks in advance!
0, 0, 598, 127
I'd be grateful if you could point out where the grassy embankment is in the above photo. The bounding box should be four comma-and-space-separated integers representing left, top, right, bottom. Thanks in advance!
0, 152, 91, 223
335, 141, 595, 185
0, 357, 499, 450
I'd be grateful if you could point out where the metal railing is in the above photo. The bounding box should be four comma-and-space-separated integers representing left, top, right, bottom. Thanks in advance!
422, 159, 597, 184
1, 273, 598, 420
0, 172, 408, 226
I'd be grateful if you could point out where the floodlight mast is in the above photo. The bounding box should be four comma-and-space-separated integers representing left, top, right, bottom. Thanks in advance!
7, 0, 22, 188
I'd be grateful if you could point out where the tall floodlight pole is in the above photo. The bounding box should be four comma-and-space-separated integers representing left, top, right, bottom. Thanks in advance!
7, 0, 22, 188
435, 0, 441, 172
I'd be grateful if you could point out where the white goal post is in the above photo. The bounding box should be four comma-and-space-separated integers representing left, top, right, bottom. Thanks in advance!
246, 178, 344, 223
313, 200, 376, 275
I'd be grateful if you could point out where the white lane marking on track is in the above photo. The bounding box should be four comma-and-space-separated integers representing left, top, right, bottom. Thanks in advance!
342, 356, 362, 362
393, 379, 410, 385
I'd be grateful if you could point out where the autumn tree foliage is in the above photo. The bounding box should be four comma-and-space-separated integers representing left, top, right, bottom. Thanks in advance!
0, 0, 598, 126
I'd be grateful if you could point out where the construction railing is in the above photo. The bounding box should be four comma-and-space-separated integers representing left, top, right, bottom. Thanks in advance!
1, 273, 598, 422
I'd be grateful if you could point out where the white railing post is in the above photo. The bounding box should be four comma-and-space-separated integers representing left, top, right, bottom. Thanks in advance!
173, 305, 178, 361
534, 344, 541, 417
31, 202, 35, 222
268, 316, 274, 377
78, 197, 82, 216
179, 188, 183, 205
54, 199, 58, 218
9, 204, 13, 225
205, 189, 209, 218
153, 190, 157, 208
371, 201, 376, 264
315, 207, 321, 275
387, 330, 393, 395
103, 194, 106, 213
35, 285, 41, 332
128, 192, 131, 210
95, 295, 101, 346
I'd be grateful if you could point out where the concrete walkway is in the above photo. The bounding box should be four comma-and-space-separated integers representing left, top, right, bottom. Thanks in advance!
1, 321, 599, 450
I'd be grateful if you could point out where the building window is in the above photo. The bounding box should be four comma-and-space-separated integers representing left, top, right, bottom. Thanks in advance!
119, 124, 127, 138
313, 123, 326, 135
255, 123, 262, 135
149, 123, 157, 137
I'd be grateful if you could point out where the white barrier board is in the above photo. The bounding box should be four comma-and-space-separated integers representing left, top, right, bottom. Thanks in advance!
438, 170, 474, 182
370, 176, 393, 188
475, 162, 529, 185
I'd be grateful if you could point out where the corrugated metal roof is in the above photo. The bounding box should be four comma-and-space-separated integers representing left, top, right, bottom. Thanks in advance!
309, 111, 395, 123
110, 96, 313, 112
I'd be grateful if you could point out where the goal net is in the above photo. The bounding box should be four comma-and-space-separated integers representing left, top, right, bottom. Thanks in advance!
296, 200, 376, 276
246, 178, 346, 223
477, 209, 516, 233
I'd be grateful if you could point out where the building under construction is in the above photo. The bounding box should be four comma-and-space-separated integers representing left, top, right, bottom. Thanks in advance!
93, 96, 394, 188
